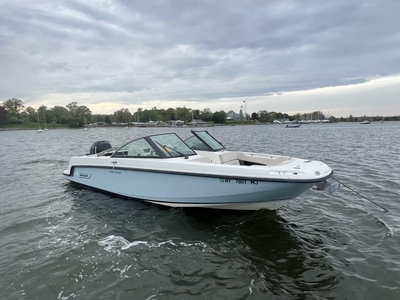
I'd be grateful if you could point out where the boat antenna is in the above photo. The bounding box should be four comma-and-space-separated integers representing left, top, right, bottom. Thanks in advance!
332, 176, 389, 213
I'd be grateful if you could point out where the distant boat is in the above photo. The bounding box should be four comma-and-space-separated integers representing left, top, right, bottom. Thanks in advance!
37, 110, 43, 133
83, 116, 88, 131
360, 120, 370, 124
43, 111, 49, 131
125, 113, 129, 128
286, 124, 301, 128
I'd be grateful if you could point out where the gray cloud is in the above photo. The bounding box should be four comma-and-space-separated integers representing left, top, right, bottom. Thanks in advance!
0, 0, 399, 115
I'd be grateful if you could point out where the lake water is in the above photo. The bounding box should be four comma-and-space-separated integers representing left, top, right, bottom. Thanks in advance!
1, 123, 399, 299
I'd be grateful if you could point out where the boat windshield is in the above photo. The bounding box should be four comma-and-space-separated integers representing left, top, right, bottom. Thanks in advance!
185, 131, 225, 152
149, 134, 196, 157
113, 138, 159, 157
112, 133, 196, 158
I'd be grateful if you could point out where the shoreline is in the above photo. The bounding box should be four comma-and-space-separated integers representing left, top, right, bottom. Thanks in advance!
1, 121, 399, 131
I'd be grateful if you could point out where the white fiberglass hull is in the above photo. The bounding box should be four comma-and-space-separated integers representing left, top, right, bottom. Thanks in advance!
63, 163, 327, 210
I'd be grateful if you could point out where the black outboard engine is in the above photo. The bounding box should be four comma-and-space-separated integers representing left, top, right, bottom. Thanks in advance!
90, 141, 112, 154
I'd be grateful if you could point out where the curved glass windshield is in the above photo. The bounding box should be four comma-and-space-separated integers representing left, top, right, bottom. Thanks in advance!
112, 133, 196, 158
185, 135, 210, 151
113, 138, 160, 157
150, 134, 196, 157
190, 131, 225, 151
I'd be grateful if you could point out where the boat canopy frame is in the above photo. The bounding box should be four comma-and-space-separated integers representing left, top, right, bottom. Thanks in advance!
111, 133, 197, 159
186, 130, 226, 152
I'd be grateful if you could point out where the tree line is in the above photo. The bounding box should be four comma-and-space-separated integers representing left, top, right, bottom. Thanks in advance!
1, 98, 399, 127
0, 98, 228, 127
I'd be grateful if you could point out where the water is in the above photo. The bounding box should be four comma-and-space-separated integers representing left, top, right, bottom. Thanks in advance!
1, 123, 399, 299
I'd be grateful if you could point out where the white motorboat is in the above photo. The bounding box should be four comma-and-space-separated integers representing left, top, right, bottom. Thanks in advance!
63, 131, 338, 210
285, 124, 301, 128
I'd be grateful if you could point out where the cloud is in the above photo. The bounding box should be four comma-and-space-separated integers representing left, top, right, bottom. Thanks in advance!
0, 0, 399, 117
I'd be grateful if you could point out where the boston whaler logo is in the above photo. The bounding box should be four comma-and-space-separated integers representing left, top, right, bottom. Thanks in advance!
79, 173, 91, 179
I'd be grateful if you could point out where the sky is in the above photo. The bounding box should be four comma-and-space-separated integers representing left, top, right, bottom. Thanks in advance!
0, 0, 399, 118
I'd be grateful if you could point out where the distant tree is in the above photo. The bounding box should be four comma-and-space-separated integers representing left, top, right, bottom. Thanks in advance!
66, 102, 78, 114
51, 106, 69, 124
258, 110, 267, 122
311, 110, 325, 120
20, 111, 28, 122
37, 105, 46, 125
212, 111, 227, 124
348, 114, 354, 122
251, 112, 258, 120
165, 108, 176, 121
140, 108, 159, 122
25, 106, 37, 122
0, 106, 10, 124
133, 108, 144, 123
113, 108, 131, 123
192, 109, 200, 120
77, 105, 92, 124
176, 107, 192, 122
65, 102, 92, 127
9, 116, 23, 124
3, 98, 25, 118
258, 110, 274, 123
200, 108, 213, 121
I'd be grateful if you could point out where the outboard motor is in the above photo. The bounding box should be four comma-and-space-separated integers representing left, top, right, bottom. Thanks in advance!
90, 141, 112, 154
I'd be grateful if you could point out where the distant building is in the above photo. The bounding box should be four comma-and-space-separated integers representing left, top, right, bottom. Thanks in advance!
169, 120, 185, 127
227, 110, 241, 120
274, 118, 290, 124
190, 119, 206, 126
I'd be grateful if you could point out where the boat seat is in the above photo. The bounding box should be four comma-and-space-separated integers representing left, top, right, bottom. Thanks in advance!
191, 156, 211, 163
219, 152, 240, 165
128, 145, 147, 156
222, 159, 240, 165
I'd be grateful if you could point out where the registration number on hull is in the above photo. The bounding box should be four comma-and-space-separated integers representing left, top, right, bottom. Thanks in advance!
219, 178, 258, 185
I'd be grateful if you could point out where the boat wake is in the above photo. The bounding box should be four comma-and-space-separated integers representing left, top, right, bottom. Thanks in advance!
375, 217, 394, 237
23, 158, 68, 165
98, 235, 208, 253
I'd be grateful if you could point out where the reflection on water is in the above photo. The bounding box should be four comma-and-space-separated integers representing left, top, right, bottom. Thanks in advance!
1, 123, 400, 299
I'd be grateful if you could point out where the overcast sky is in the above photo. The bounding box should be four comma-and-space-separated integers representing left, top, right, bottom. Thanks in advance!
1, 0, 399, 117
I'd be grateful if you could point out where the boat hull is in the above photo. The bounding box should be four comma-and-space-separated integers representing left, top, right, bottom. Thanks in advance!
64, 166, 320, 210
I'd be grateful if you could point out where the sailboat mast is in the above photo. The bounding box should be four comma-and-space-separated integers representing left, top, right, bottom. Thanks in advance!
245, 98, 247, 120
37, 110, 41, 130
43, 110, 47, 130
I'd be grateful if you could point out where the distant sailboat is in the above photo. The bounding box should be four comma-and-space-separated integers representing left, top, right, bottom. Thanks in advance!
43, 110, 49, 131
37, 110, 43, 133
83, 115, 88, 131
125, 113, 129, 129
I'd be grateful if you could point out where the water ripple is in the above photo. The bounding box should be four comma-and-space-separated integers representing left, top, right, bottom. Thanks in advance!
1, 123, 400, 299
